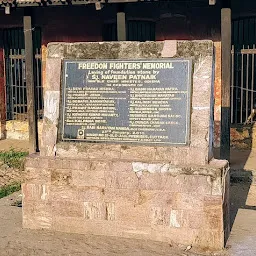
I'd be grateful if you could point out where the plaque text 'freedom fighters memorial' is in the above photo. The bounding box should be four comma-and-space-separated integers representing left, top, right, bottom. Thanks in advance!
62, 59, 192, 145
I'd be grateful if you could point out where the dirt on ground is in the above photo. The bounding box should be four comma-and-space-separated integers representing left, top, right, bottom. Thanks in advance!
0, 140, 29, 187
0, 139, 29, 152
0, 165, 21, 187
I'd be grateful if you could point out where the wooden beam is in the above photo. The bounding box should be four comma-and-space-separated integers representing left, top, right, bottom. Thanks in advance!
220, 8, 231, 161
117, 4, 126, 41
24, 13, 38, 153
209, 0, 216, 5
0, 43, 6, 139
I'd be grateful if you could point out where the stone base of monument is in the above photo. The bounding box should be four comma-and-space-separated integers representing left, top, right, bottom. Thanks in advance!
23, 155, 229, 250
22, 40, 230, 251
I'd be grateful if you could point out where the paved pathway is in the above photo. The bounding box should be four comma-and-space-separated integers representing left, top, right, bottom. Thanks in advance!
226, 183, 256, 256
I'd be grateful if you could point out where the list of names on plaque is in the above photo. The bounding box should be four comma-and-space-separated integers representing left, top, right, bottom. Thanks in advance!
62, 59, 192, 145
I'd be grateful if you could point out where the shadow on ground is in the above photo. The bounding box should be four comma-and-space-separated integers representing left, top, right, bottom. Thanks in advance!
229, 175, 256, 229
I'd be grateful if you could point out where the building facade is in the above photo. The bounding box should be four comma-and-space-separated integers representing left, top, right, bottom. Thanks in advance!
0, 0, 255, 152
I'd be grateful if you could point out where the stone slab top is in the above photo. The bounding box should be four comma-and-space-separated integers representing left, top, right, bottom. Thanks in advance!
47, 40, 213, 60
26, 153, 228, 179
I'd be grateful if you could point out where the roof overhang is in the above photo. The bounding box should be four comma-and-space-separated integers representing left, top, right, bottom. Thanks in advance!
0, 0, 217, 8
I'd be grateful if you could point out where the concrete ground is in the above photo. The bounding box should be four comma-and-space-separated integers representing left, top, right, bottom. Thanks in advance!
227, 183, 256, 256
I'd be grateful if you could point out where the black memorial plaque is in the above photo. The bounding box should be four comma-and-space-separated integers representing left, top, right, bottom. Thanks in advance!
62, 59, 192, 145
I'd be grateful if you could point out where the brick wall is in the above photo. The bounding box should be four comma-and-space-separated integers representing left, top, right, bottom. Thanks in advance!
23, 155, 229, 250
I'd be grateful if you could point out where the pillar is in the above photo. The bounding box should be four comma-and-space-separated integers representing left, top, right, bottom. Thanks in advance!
24, 11, 38, 153
220, 8, 231, 161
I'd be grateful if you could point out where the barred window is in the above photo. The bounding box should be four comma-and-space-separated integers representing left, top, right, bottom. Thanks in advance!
3, 28, 43, 121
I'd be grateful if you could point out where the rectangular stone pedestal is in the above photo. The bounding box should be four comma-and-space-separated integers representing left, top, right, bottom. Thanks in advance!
23, 155, 229, 251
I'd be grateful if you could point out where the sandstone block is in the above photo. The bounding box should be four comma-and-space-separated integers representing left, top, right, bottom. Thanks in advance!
105, 171, 117, 189
174, 193, 204, 210
37, 158, 49, 169
115, 171, 139, 189
72, 170, 105, 188
69, 160, 91, 171
52, 201, 84, 218
155, 147, 189, 164
44, 91, 60, 126
185, 211, 204, 229
49, 158, 63, 169
139, 172, 162, 190
195, 229, 224, 250
40, 124, 57, 157
161, 175, 182, 192
45, 58, 62, 91
115, 201, 149, 225
23, 200, 52, 229
211, 176, 223, 195
183, 210, 222, 231
161, 40, 177, 57
50, 186, 104, 202
162, 227, 199, 246
162, 174, 211, 194
25, 157, 40, 168
22, 183, 50, 201
84, 202, 115, 220
120, 146, 156, 161
52, 216, 86, 234
183, 175, 212, 194
91, 161, 111, 172
203, 195, 222, 209
112, 161, 133, 172
138, 190, 176, 207
25, 167, 51, 184
47, 44, 65, 58
84, 202, 107, 220
150, 207, 169, 226
104, 188, 139, 203
187, 148, 208, 165
51, 169, 72, 186
169, 209, 184, 228
87, 144, 121, 159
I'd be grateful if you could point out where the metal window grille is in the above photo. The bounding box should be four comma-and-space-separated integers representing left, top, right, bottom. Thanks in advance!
231, 17, 256, 124
3, 28, 43, 121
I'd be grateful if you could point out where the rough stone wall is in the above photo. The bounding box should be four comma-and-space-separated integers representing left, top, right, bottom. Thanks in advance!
41, 40, 214, 166
23, 155, 229, 250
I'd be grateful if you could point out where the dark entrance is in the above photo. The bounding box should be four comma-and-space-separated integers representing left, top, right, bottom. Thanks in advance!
231, 16, 256, 124
3, 28, 43, 121
103, 20, 155, 42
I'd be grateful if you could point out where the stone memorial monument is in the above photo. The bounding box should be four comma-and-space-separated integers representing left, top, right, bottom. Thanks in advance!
23, 40, 230, 250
